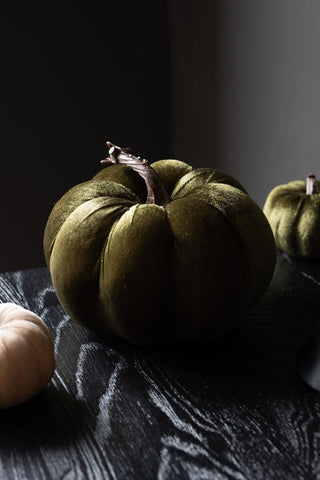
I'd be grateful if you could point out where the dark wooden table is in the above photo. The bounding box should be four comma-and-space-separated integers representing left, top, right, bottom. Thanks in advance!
0, 251, 320, 480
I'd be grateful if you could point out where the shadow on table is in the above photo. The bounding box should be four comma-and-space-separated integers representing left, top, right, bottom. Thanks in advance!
0, 384, 90, 450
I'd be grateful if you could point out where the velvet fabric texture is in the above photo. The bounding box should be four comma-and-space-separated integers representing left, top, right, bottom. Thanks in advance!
44, 160, 276, 345
263, 179, 320, 258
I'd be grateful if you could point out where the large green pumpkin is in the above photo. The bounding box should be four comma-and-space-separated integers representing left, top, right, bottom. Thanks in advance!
43, 142, 276, 345
263, 174, 320, 258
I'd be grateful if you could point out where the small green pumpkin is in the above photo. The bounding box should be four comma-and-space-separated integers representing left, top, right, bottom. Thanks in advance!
44, 142, 276, 345
263, 174, 320, 258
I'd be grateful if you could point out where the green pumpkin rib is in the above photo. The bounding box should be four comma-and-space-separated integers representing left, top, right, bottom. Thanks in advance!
278, 194, 305, 256
151, 159, 193, 195
49, 196, 135, 331
99, 203, 174, 344
185, 183, 276, 309
165, 194, 251, 341
43, 180, 139, 265
296, 195, 320, 257
93, 164, 147, 202
171, 168, 248, 199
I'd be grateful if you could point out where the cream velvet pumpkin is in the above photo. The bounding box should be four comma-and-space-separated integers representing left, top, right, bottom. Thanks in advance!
0, 303, 55, 409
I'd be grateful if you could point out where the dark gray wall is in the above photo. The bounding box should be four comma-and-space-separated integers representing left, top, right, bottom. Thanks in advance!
170, 0, 320, 206
1, 2, 170, 272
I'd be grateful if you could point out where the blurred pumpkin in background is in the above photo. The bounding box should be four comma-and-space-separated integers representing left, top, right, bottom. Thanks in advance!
263, 174, 320, 258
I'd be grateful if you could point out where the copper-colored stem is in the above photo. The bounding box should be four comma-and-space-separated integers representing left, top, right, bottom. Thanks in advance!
101, 141, 171, 207
306, 174, 318, 195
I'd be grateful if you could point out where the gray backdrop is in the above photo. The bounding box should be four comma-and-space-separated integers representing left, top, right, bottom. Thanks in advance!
170, 0, 320, 206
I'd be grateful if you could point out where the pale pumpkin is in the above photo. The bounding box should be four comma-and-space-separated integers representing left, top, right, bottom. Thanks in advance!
0, 303, 55, 409
44, 142, 276, 345
263, 174, 320, 258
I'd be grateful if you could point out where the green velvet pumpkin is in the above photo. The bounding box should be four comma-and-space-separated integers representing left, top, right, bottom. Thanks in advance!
263, 174, 320, 258
43, 142, 276, 345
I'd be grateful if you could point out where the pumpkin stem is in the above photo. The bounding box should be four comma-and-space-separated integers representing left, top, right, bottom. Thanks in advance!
101, 141, 171, 207
306, 174, 318, 195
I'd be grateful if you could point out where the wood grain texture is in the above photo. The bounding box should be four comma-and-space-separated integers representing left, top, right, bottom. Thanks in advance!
0, 251, 319, 479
